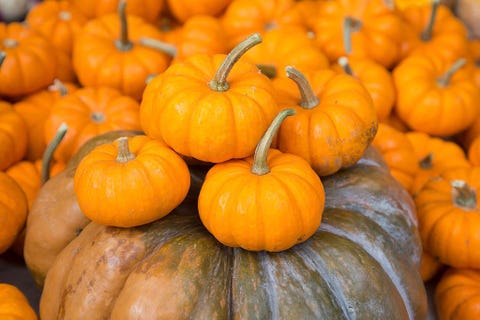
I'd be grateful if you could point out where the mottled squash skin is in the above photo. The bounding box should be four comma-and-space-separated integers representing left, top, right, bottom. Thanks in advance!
39, 147, 427, 319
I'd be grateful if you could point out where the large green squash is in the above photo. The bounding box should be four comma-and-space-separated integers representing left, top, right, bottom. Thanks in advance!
39, 147, 427, 319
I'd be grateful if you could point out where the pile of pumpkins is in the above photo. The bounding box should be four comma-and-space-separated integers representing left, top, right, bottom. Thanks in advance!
0, 0, 479, 319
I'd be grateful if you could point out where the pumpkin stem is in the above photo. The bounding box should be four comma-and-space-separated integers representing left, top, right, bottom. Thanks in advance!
116, 137, 136, 163
251, 109, 296, 175
256, 64, 277, 78
139, 37, 177, 58
0, 51, 5, 66
338, 56, 354, 76
451, 180, 477, 209
343, 17, 362, 54
41, 122, 68, 184
47, 79, 68, 96
285, 66, 319, 109
115, 0, 133, 51
436, 58, 466, 87
419, 153, 434, 169
420, 0, 440, 42
209, 33, 262, 92
58, 11, 72, 21
91, 112, 106, 123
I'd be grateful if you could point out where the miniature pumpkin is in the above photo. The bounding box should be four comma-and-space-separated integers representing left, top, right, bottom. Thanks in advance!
0, 101, 27, 170
415, 166, 480, 268
0, 22, 57, 97
74, 135, 191, 227
467, 39, 480, 88
43, 86, 141, 163
273, 66, 377, 176
0, 172, 28, 254
140, 33, 279, 163
72, 2, 173, 100
420, 250, 444, 282
39, 146, 427, 319
0, 283, 37, 320
393, 55, 479, 137
166, 0, 232, 23
435, 268, 480, 320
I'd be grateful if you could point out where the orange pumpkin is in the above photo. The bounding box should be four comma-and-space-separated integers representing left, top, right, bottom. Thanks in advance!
371, 123, 418, 193
221, 0, 305, 50
415, 166, 480, 268
294, 0, 321, 32
333, 56, 395, 121
140, 33, 279, 163
0, 283, 37, 320
467, 137, 480, 166
243, 28, 330, 79
406, 131, 471, 196
0, 172, 28, 254
199, 109, 325, 252
420, 250, 444, 282
467, 38, 480, 89
6, 161, 42, 210
166, 0, 232, 23
273, 66, 377, 176
72, 2, 173, 101
44, 86, 142, 163
393, 54, 479, 137
0, 101, 27, 171
74, 135, 191, 227
435, 268, 480, 320
312, 0, 407, 69
0, 22, 57, 97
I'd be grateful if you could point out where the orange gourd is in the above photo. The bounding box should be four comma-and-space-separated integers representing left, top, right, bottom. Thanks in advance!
72, 2, 173, 101
44, 86, 141, 163
273, 66, 377, 176
393, 54, 479, 137
467, 39, 480, 88
0, 283, 37, 320
74, 135, 190, 227
140, 33, 279, 163
420, 250, 444, 282
415, 166, 480, 268
199, 109, 325, 252
166, 0, 232, 23
0, 101, 27, 171
0, 172, 28, 254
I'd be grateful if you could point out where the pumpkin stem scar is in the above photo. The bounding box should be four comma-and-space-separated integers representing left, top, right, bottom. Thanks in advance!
48, 78, 69, 96
209, 33, 262, 92
58, 11, 72, 21
91, 112, 106, 123
256, 64, 277, 78
420, 0, 440, 42
251, 109, 296, 175
338, 56, 355, 77
285, 66, 319, 109
343, 16, 362, 54
116, 137, 136, 163
115, 0, 133, 51
436, 58, 466, 87
139, 37, 177, 58
41, 122, 68, 184
2, 39, 18, 48
419, 153, 434, 169
451, 179, 477, 209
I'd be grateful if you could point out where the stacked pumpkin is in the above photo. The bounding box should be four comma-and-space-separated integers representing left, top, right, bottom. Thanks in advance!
0, 0, 479, 318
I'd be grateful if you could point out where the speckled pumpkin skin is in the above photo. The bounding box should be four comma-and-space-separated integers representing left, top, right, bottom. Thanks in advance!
39, 147, 427, 320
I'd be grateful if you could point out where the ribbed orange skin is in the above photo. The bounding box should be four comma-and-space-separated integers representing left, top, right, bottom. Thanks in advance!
0, 283, 37, 320
140, 54, 279, 163
415, 167, 480, 269
419, 250, 443, 282
72, 14, 172, 101
198, 149, 325, 252
44, 87, 141, 163
221, 0, 305, 50
331, 57, 396, 121
167, 0, 232, 23
435, 268, 480, 320
0, 172, 28, 254
400, 3, 469, 62
74, 135, 190, 228
406, 131, 471, 196
274, 69, 377, 176
312, 0, 407, 69
243, 28, 330, 79
0, 23, 57, 97
393, 54, 480, 137
0, 102, 27, 171
69, 0, 164, 23
372, 123, 418, 193
468, 137, 480, 166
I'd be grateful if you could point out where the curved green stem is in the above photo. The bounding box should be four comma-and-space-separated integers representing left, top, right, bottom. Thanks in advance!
251, 109, 296, 175
338, 56, 354, 76
285, 66, 319, 109
115, 0, 133, 51
451, 180, 477, 209
420, 0, 440, 42
139, 37, 177, 58
419, 153, 433, 170
209, 33, 262, 92
41, 122, 68, 184
343, 17, 362, 54
116, 137, 136, 163
437, 58, 466, 87
48, 79, 69, 96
